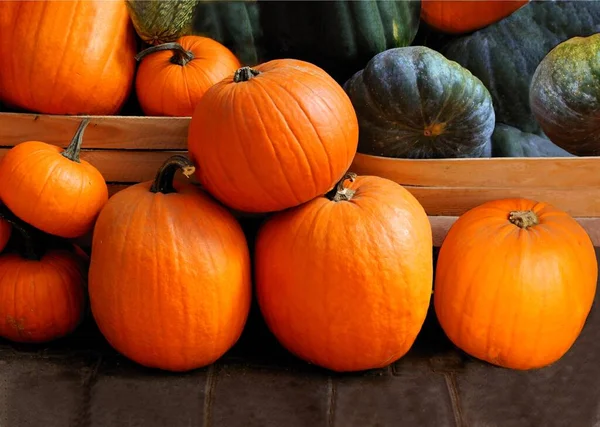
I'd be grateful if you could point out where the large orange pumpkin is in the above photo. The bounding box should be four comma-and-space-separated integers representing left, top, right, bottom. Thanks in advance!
0, 119, 109, 239
255, 173, 433, 372
0, 219, 11, 253
0, 206, 86, 343
421, 0, 528, 34
434, 198, 597, 370
135, 36, 241, 117
0, 0, 136, 115
88, 155, 252, 372
187, 59, 359, 213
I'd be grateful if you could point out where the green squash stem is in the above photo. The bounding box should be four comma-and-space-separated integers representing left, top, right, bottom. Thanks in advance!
327, 172, 357, 202
61, 118, 91, 163
508, 210, 539, 229
0, 205, 44, 261
233, 66, 260, 82
135, 42, 195, 66
150, 155, 196, 194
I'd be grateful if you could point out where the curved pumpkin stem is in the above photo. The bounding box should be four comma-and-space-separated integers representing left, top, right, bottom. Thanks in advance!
234, 66, 260, 83
327, 172, 358, 202
508, 210, 539, 229
0, 204, 44, 261
62, 118, 91, 163
150, 155, 196, 195
135, 42, 194, 66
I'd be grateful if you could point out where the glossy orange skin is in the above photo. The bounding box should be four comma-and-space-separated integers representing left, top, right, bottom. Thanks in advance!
0, 0, 136, 115
0, 142, 108, 239
88, 181, 252, 372
434, 198, 598, 370
136, 36, 241, 117
0, 220, 10, 253
421, 0, 528, 34
0, 250, 86, 343
187, 59, 359, 213
255, 175, 433, 372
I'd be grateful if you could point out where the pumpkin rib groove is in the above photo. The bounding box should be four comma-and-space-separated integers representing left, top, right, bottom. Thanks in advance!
47, 0, 76, 111
267, 78, 333, 192
27, 1, 49, 110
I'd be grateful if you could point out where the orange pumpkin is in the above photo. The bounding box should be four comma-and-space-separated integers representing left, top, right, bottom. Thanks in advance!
255, 173, 433, 372
0, 119, 108, 239
434, 198, 597, 370
88, 155, 252, 372
0, 206, 86, 343
0, 0, 136, 115
135, 36, 241, 117
421, 0, 528, 34
187, 59, 359, 213
0, 219, 11, 253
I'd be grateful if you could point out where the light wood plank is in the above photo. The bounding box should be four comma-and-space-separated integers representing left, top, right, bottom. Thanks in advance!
0, 113, 190, 150
351, 152, 600, 189
405, 186, 600, 217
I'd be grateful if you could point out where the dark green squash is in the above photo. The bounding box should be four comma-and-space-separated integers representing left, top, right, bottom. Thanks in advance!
125, 0, 263, 66
259, 0, 421, 83
492, 124, 574, 158
440, 1, 600, 135
344, 46, 495, 159
529, 34, 600, 156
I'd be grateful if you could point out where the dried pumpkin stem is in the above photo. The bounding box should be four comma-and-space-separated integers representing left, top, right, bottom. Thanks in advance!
508, 210, 539, 229
134, 42, 194, 66
0, 204, 44, 261
150, 154, 196, 195
327, 172, 358, 202
233, 66, 261, 83
62, 118, 90, 163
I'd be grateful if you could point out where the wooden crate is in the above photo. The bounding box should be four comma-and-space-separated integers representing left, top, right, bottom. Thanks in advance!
1, 112, 599, 246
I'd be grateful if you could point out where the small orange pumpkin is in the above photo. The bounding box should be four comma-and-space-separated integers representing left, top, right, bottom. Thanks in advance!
255, 173, 433, 372
0, 219, 11, 253
187, 59, 359, 213
88, 155, 252, 372
135, 36, 241, 117
421, 0, 528, 34
0, 206, 86, 343
434, 198, 597, 370
0, 119, 108, 239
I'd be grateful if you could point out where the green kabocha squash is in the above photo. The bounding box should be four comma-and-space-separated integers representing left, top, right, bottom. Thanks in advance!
491, 124, 574, 158
529, 34, 600, 156
344, 46, 494, 159
440, 1, 600, 135
126, 0, 263, 66
259, 0, 421, 83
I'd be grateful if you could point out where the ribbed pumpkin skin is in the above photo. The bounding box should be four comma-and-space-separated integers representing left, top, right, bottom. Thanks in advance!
491, 124, 574, 158
0, 220, 10, 253
126, 0, 197, 45
88, 180, 252, 372
136, 36, 241, 117
187, 59, 359, 213
0, 250, 86, 343
0, 1, 136, 115
434, 198, 597, 370
421, 0, 527, 34
530, 34, 600, 156
255, 175, 433, 372
345, 46, 494, 159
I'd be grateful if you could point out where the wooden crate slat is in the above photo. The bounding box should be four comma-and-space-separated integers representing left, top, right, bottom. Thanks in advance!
351, 153, 600, 189
0, 113, 190, 150
406, 186, 600, 217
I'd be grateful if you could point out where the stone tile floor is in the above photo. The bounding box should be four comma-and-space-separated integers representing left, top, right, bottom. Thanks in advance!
0, 248, 598, 427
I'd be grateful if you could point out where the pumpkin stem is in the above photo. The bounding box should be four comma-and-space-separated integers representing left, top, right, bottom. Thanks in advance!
233, 66, 260, 83
150, 155, 196, 194
0, 205, 44, 261
134, 42, 194, 66
327, 172, 358, 202
61, 118, 90, 163
508, 210, 539, 229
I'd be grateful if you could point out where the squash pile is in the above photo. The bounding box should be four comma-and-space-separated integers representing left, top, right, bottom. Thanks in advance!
0, 0, 597, 375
